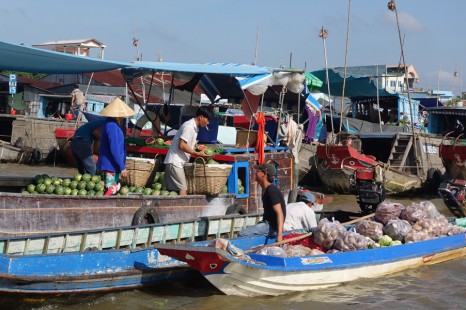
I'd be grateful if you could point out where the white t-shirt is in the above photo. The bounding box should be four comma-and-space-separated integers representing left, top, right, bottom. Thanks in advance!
284, 202, 318, 231
71, 88, 85, 107
164, 118, 198, 168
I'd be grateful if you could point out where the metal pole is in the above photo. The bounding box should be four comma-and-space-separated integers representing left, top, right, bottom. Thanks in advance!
320, 27, 335, 135
388, 0, 420, 174
339, 0, 352, 133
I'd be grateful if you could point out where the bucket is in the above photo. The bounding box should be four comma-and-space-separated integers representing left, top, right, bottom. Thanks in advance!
65, 113, 73, 120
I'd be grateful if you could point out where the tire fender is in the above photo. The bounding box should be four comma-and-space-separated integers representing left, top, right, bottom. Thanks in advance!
132, 205, 160, 225
225, 203, 246, 215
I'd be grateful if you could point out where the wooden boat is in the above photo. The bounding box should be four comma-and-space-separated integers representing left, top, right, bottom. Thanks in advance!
0, 140, 23, 163
0, 213, 262, 294
0, 192, 235, 237
156, 231, 466, 297
0, 147, 294, 237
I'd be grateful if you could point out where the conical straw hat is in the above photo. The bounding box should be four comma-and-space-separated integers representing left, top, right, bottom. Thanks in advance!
100, 97, 135, 118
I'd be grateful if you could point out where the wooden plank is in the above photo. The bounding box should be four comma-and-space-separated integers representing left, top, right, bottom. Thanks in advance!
398, 136, 413, 171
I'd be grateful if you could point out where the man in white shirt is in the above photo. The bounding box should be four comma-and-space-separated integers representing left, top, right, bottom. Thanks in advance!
163, 106, 214, 195
284, 191, 318, 231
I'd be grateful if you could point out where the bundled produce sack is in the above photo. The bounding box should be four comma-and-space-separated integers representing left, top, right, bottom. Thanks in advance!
283, 244, 325, 257
411, 216, 448, 238
313, 218, 346, 249
333, 231, 368, 252
383, 219, 412, 242
404, 230, 430, 243
375, 201, 405, 225
257, 246, 286, 257
354, 219, 384, 242
400, 201, 440, 225
420, 201, 442, 218
400, 202, 428, 225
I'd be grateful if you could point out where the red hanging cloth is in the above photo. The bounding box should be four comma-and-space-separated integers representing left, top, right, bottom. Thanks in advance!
255, 112, 265, 164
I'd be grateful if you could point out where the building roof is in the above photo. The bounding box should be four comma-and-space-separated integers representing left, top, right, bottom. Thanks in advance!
33, 38, 106, 48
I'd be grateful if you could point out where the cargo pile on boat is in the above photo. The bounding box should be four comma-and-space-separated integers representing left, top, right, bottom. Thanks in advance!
256, 201, 465, 258
20, 172, 181, 196
21, 173, 106, 196
316, 200, 465, 254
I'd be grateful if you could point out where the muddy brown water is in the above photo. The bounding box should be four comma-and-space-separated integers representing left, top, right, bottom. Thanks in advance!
2, 194, 464, 310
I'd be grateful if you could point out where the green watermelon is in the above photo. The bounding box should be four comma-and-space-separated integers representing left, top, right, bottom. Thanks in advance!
74, 173, 83, 182
34, 175, 44, 184
152, 183, 162, 191
69, 180, 78, 189
119, 186, 129, 195
54, 185, 64, 195
94, 182, 104, 192
86, 181, 95, 191
45, 185, 55, 194
82, 173, 92, 182
36, 183, 46, 194
204, 149, 214, 156
77, 181, 87, 190
26, 184, 36, 193
62, 178, 71, 187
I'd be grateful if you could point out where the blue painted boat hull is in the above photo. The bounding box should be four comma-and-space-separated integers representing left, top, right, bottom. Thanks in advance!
0, 248, 196, 294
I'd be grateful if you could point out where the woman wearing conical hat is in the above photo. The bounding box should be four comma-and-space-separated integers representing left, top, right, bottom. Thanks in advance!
97, 97, 135, 196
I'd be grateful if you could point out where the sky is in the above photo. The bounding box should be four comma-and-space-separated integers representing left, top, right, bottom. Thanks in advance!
1, 0, 465, 95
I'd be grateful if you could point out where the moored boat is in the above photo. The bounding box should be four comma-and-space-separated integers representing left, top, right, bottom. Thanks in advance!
0, 145, 294, 237
0, 213, 262, 294
156, 229, 466, 297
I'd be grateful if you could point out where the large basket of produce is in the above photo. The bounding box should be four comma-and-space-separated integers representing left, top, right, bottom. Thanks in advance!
184, 157, 232, 195
126, 157, 157, 187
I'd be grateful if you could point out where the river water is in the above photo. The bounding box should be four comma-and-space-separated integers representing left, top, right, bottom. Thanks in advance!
4, 194, 466, 310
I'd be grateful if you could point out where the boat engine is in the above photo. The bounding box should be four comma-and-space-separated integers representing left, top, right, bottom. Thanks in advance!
349, 166, 386, 214
437, 179, 466, 218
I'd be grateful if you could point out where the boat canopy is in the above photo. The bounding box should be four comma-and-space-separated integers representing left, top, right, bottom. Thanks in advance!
122, 64, 319, 108
311, 65, 396, 97
0, 40, 321, 109
0, 40, 132, 73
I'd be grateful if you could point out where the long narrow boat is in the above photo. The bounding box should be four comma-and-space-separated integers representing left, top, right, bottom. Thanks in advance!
0, 213, 261, 294
156, 231, 466, 297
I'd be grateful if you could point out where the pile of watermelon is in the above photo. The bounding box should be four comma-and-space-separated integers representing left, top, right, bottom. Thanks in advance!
22, 173, 105, 196
117, 171, 177, 196
145, 137, 172, 147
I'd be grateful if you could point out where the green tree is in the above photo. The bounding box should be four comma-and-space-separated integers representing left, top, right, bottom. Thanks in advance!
1, 70, 47, 79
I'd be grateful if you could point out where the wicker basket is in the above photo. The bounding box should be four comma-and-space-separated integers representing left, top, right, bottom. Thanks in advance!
184, 158, 232, 195
125, 157, 156, 187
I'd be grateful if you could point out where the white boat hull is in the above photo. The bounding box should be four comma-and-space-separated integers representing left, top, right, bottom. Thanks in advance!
205, 246, 465, 297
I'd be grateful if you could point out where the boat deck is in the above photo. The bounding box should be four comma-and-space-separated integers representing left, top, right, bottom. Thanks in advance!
0, 163, 75, 188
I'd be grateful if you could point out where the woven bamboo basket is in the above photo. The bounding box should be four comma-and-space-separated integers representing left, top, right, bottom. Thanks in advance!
184, 158, 232, 195
125, 157, 156, 187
